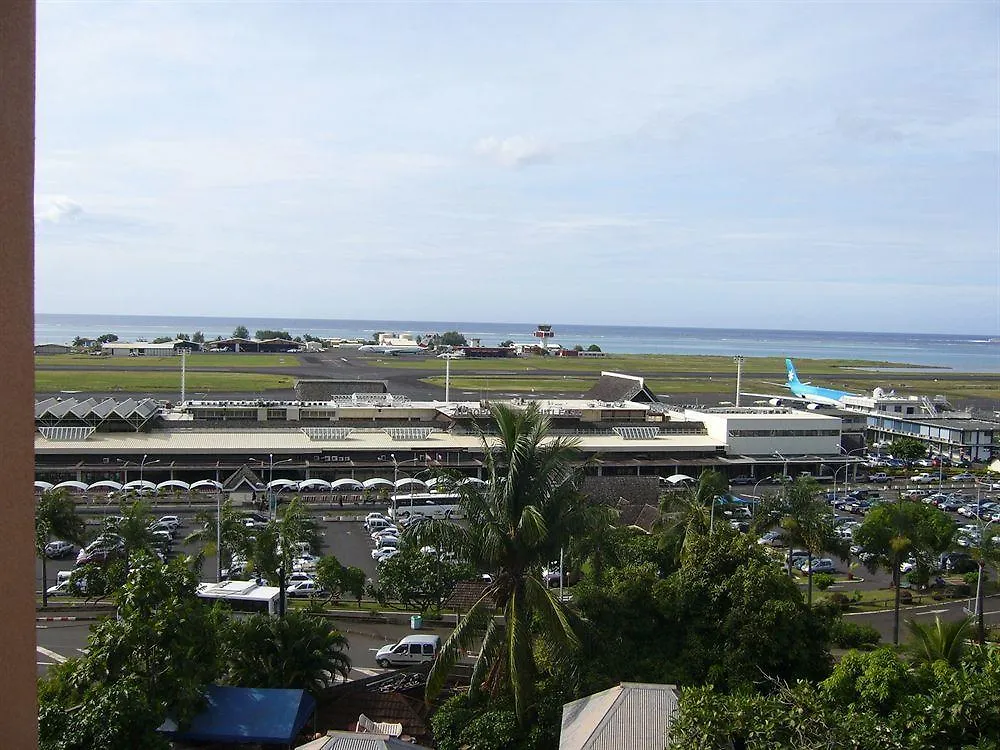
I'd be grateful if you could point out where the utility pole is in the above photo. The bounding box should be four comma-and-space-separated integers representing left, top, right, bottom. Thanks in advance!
734, 355, 744, 407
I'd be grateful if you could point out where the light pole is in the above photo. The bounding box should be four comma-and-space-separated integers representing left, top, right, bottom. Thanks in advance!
773, 451, 788, 481
734, 355, 744, 408
390, 454, 398, 517
832, 464, 850, 501
250, 455, 293, 519
139, 454, 159, 486
216, 483, 223, 582
116, 459, 132, 485
752, 476, 770, 517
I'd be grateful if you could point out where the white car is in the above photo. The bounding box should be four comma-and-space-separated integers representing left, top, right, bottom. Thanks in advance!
286, 581, 324, 598
372, 547, 400, 562
911, 474, 934, 484
292, 554, 319, 573
799, 558, 835, 574
371, 527, 400, 542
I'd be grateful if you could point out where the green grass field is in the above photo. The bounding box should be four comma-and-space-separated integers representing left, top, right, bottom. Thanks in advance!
35, 353, 298, 368
36, 370, 294, 392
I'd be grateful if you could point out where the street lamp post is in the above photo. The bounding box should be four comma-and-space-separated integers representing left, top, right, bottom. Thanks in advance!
216, 484, 223, 582
116, 459, 132, 485
773, 451, 788, 481
139, 454, 159, 486
751, 476, 770, 517
733, 355, 744, 408
250, 455, 293, 519
832, 464, 850, 501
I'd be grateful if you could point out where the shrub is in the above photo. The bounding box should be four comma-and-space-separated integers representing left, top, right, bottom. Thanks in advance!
829, 619, 881, 649
944, 583, 972, 598
826, 592, 852, 611
964, 570, 987, 587
813, 573, 835, 591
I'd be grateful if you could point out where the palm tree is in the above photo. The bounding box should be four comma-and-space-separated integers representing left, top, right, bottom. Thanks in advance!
410, 402, 616, 724
966, 516, 1000, 643
854, 502, 955, 645
223, 610, 350, 694
905, 616, 971, 667
752, 476, 848, 605
35, 489, 87, 607
185, 498, 253, 580
658, 469, 729, 564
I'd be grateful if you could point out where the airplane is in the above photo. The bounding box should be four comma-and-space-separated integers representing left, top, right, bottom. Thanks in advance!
357, 344, 426, 355
743, 359, 860, 409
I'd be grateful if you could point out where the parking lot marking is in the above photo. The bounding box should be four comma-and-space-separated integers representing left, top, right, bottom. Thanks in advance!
37, 646, 67, 664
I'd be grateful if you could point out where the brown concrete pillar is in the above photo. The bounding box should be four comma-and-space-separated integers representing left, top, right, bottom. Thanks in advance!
0, 0, 38, 745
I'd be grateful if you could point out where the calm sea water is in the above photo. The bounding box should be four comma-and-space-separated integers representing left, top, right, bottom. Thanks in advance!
35, 313, 1000, 372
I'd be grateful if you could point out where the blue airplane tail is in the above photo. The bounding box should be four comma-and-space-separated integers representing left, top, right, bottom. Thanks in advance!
785, 358, 800, 385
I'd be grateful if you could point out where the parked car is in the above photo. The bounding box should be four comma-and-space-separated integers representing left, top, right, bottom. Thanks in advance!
375, 634, 441, 668
799, 558, 835, 574
868, 472, 890, 483
951, 472, 976, 481
911, 473, 934, 484
757, 530, 786, 548
286, 581, 325, 598
729, 476, 754, 486
44, 540, 75, 559
374, 548, 400, 564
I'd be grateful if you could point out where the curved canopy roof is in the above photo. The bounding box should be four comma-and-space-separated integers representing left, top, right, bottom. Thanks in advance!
297, 479, 331, 491
190, 479, 224, 491
663, 473, 694, 484
34, 480, 55, 492
157, 480, 191, 491
267, 479, 299, 490
458, 477, 488, 486
124, 479, 156, 490
394, 477, 426, 489
362, 478, 393, 489
53, 480, 89, 491
88, 480, 123, 491
331, 479, 364, 490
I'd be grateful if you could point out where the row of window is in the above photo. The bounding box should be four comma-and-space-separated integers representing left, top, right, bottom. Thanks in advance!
728, 429, 841, 437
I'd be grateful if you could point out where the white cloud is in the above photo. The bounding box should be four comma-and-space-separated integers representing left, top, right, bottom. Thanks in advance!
475, 136, 550, 167
34, 195, 83, 224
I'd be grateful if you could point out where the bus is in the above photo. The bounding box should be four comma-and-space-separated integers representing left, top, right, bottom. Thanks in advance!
196, 580, 280, 615
388, 492, 464, 521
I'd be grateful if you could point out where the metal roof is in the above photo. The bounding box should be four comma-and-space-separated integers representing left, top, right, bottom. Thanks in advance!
35, 428, 724, 455
559, 682, 679, 750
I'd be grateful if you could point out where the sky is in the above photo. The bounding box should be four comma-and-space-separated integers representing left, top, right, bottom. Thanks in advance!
34, 2, 1000, 335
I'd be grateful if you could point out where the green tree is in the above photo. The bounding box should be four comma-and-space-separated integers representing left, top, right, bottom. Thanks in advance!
151, 336, 173, 344
753, 476, 849, 604
499, 339, 515, 348
572, 344, 584, 352
658, 469, 730, 564
905, 616, 971, 668
184, 499, 253, 580
853, 502, 955, 644
222, 610, 350, 695
232, 325, 249, 339
370, 544, 475, 612
38, 556, 225, 750
192, 331, 205, 344
245, 497, 318, 586
104, 499, 157, 574
314, 557, 368, 606
888, 437, 927, 462
35, 489, 87, 607
254, 329, 293, 340
410, 402, 615, 724
439, 330, 468, 347
96, 333, 118, 343
586, 344, 602, 352
574, 529, 834, 693
176, 332, 190, 341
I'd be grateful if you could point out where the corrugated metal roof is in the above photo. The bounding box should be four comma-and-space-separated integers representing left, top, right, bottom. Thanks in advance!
559, 683, 679, 750
35, 428, 723, 454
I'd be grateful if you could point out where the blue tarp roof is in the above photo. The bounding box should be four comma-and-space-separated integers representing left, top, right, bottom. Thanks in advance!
160, 685, 316, 745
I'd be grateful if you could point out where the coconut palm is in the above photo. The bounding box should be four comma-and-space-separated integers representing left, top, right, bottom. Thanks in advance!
905, 616, 971, 667
409, 402, 616, 724
35, 489, 87, 607
658, 469, 729, 564
854, 502, 955, 645
185, 498, 254, 579
752, 476, 848, 605
223, 610, 350, 694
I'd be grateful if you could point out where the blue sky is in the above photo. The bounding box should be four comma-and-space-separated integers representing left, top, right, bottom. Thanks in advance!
34, 2, 999, 334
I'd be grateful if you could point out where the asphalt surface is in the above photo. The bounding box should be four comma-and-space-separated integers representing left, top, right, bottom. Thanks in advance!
35, 349, 1000, 413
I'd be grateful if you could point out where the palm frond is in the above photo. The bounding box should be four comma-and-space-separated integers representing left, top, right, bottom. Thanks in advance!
425, 593, 497, 701
506, 585, 536, 722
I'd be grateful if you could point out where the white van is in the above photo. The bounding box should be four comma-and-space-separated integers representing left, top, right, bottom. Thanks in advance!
375, 634, 441, 668
366, 517, 393, 534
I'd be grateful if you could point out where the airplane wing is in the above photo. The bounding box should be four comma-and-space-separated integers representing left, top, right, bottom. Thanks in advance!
740, 391, 820, 405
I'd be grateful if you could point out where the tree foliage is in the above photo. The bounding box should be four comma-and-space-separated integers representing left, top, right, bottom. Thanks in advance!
97, 333, 118, 343
222, 610, 350, 695
254, 329, 293, 340
853, 502, 955, 643
36, 489, 87, 606
437, 330, 468, 347
38, 556, 225, 750
369, 545, 475, 611
666, 644, 1000, 749
409, 402, 616, 724
888, 437, 928, 461
232, 325, 249, 339
313, 555, 368, 605
573, 529, 834, 693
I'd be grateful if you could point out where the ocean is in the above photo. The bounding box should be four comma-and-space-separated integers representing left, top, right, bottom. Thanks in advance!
35, 313, 1000, 373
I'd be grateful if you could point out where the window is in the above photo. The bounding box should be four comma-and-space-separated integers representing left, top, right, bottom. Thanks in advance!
409, 644, 422, 655
422, 644, 435, 655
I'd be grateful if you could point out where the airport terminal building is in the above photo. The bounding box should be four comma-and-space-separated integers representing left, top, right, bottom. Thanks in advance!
34, 374, 854, 491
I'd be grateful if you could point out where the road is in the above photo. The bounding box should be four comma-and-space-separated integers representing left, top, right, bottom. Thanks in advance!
848, 594, 1000, 641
